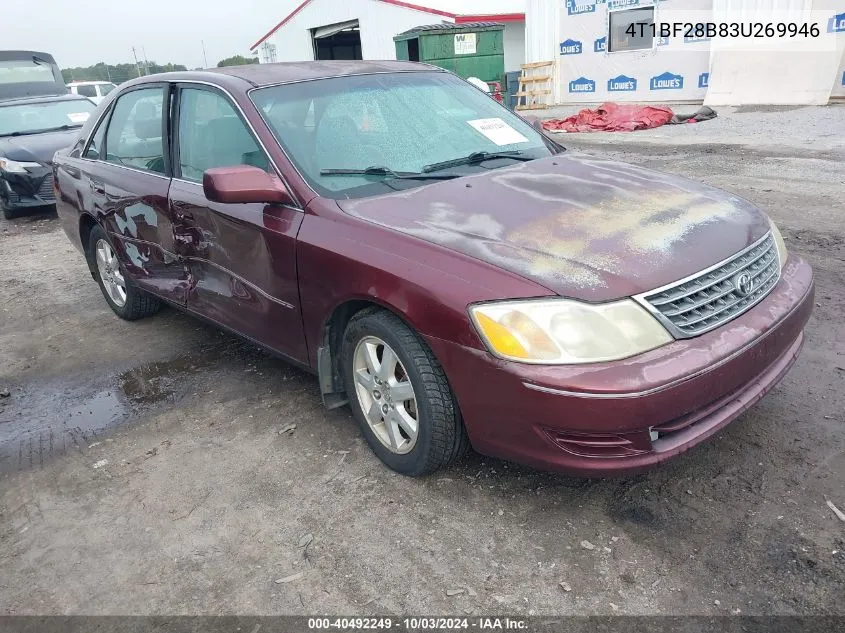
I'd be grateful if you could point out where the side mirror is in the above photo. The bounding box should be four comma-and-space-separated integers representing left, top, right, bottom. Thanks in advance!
203, 165, 295, 206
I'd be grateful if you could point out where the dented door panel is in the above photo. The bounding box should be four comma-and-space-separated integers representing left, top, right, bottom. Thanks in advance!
169, 179, 307, 363
95, 164, 189, 305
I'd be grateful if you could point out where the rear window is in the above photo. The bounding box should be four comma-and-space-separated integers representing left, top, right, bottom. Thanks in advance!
0, 59, 58, 84
76, 85, 97, 98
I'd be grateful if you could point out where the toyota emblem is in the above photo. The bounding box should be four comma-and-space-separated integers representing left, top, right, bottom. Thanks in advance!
733, 272, 754, 297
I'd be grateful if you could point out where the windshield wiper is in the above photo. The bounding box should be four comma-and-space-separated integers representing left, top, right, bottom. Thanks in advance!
4, 124, 81, 137
320, 166, 460, 181
422, 151, 533, 173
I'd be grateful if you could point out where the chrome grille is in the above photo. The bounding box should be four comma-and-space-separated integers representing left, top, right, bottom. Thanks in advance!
37, 177, 56, 201
635, 233, 780, 339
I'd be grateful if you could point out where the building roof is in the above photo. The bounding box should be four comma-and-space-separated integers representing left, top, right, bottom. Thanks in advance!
250, 0, 525, 50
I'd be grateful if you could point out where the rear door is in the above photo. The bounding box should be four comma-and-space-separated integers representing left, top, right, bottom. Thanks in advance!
168, 83, 307, 363
82, 83, 188, 305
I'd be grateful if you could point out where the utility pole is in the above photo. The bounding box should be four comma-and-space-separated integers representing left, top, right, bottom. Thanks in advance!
201, 40, 209, 68
131, 46, 143, 76
142, 47, 150, 74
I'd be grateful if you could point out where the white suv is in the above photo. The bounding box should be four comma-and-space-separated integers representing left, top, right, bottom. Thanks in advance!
66, 81, 118, 105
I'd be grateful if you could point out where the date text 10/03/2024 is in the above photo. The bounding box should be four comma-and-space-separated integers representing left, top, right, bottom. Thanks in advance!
625, 21, 821, 38
307, 617, 528, 630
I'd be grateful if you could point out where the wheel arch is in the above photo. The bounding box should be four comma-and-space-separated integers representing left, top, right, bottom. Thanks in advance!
78, 212, 99, 279
316, 296, 438, 410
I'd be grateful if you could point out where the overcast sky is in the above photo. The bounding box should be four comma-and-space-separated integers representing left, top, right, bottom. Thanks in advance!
0, 0, 299, 69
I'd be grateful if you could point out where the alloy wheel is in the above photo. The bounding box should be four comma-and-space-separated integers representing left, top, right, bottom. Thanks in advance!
95, 239, 127, 308
352, 336, 419, 454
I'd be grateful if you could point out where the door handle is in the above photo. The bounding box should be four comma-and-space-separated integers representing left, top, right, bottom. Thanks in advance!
90, 179, 105, 195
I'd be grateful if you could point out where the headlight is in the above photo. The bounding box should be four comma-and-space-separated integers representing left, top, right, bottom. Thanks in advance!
769, 219, 787, 269
469, 298, 673, 364
0, 157, 41, 174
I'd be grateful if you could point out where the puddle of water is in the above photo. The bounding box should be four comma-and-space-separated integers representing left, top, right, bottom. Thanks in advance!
0, 387, 126, 472
118, 357, 203, 405
0, 341, 294, 473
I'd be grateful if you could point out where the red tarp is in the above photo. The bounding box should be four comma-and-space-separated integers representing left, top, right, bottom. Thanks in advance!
542, 102, 675, 133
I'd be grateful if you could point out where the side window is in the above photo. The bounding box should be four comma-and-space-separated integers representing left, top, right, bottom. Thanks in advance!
77, 85, 97, 98
104, 87, 166, 174
177, 87, 269, 182
84, 111, 109, 159
608, 7, 655, 52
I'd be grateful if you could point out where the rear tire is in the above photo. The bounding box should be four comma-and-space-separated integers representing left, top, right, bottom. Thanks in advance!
88, 223, 160, 321
342, 309, 468, 476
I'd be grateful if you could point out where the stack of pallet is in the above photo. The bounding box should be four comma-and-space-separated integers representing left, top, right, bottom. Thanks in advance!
514, 61, 554, 111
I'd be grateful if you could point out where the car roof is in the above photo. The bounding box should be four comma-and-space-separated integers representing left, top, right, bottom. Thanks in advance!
124, 60, 442, 90
0, 93, 94, 107
67, 80, 114, 86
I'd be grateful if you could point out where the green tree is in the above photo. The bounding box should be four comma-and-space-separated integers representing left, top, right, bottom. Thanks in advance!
216, 55, 259, 68
62, 61, 188, 85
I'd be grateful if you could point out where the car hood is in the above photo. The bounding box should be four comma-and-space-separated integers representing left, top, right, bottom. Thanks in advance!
338, 153, 772, 302
0, 129, 78, 165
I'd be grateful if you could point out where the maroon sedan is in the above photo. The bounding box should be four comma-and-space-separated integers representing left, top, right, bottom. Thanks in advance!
53, 62, 813, 477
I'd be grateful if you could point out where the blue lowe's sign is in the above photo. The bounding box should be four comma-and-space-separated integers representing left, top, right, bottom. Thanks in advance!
608, 0, 639, 8
684, 28, 711, 43
827, 12, 845, 32
569, 76, 596, 93
607, 75, 637, 92
560, 39, 583, 55
657, 35, 670, 46
698, 72, 709, 88
841, 70, 845, 85
650, 71, 684, 90
594, 36, 607, 52
566, 0, 596, 15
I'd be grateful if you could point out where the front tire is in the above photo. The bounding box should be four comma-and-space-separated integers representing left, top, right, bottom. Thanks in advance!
88, 224, 160, 320
1, 199, 16, 220
342, 309, 468, 476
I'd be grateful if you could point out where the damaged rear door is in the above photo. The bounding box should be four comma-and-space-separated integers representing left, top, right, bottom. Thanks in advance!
85, 83, 189, 305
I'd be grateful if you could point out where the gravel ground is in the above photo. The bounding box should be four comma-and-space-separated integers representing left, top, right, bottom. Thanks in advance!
0, 105, 843, 616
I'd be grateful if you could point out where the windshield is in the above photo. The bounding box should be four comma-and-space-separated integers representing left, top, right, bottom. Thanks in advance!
251, 71, 553, 198
0, 99, 95, 136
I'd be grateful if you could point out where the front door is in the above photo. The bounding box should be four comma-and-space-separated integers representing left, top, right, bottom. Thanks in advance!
85, 84, 188, 305
169, 84, 307, 363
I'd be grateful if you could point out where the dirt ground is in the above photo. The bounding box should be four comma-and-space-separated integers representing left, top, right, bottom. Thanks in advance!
1, 106, 843, 616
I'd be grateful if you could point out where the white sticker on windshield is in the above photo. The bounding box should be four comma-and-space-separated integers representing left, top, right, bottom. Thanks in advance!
67, 112, 90, 124
467, 118, 529, 146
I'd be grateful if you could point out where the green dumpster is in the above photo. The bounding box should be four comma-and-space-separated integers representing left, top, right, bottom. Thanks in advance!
394, 22, 505, 85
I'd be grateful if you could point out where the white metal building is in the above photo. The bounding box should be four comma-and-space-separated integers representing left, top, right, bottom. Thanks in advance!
252, 0, 845, 105
524, 0, 845, 105
251, 0, 528, 73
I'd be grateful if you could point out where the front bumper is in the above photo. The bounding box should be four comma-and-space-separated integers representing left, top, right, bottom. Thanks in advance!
1, 169, 56, 210
426, 255, 814, 476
